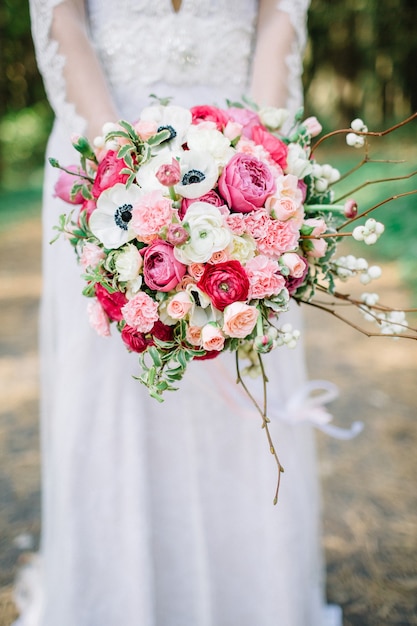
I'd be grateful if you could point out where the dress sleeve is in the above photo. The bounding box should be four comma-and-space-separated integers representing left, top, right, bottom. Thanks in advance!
29, 0, 118, 138
250, 0, 310, 114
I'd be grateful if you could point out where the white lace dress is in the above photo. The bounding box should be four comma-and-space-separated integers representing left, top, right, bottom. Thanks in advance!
16, 1, 342, 625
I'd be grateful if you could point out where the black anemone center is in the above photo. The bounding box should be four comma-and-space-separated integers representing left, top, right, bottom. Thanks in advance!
182, 169, 206, 185
157, 124, 177, 141
114, 203, 133, 231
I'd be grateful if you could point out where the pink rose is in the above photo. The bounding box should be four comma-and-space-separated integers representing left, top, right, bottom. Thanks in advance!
201, 324, 225, 351
87, 299, 111, 337
305, 238, 328, 259
223, 120, 243, 141
92, 151, 130, 198
166, 292, 193, 319
218, 154, 276, 213
281, 252, 307, 278
222, 302, 259, 338
80, 243, 105, 270
180, 190, 224, 220
245, 255, 286, 299
284, 255, 309, 295
197, 260, 250, 311
303, 218, 327, 237
186, 325, 202, 347
143, 239, 187, 292
121, 325, 150, 353
252, 125, 288, 170
54, 166, 86, 204
227, 107, 260, 139
121, 292, 159, 333
303, 116, 322, 137
95, 283, 127, 322
267, 197, 299, 221
134, 119, 158, 141
131, 191, 174, 240
190, 105, 229, 131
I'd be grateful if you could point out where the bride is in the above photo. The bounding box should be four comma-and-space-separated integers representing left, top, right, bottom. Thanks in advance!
17, 0, 342, 624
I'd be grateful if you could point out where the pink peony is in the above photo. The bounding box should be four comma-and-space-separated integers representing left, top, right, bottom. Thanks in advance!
201, 324, 225, 351
222, 302, 259, 338
218, 153, 276, 213
251, 125, 288, 170
92, 151, 130, 198
121, 292, 159, 333
95, 283, 127, 322
245, 255, 286, 299
54, 166, 86, 204
87, 299, 111, 337
143, 239, 187, 292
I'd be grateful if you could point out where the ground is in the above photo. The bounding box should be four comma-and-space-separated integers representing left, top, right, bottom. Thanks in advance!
0, 216, 416, 625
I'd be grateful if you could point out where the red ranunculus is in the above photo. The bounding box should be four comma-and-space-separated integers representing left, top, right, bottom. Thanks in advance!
197, 260, 250, 311
179, 190, 224, 219
193, 350, 222, 361
92, 150, 130, 198
151, 320, 175, 342
190, 105, 230, 131
95, 283, 127, 321
143, 240, 187, 292
218, 153, 276, 213
251, 125, 288, 170
121, 325, 150, 353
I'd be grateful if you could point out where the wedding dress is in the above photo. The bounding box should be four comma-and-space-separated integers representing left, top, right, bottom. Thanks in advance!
16, 1, 342, 624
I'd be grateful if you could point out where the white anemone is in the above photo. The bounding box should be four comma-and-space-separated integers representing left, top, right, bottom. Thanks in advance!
139, 104, 192, 152
175, 150, 218, 199
89, 183, 143, 249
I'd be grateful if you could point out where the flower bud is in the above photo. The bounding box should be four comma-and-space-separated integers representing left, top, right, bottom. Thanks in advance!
344, 198, 358, 218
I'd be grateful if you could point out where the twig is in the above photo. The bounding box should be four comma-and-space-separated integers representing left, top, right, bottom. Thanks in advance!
337, 188, 417, 231
334, 169, 417, 203
235, 352, 284, 505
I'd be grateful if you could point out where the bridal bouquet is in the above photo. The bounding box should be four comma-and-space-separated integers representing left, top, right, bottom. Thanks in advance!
52, 99, 416, 500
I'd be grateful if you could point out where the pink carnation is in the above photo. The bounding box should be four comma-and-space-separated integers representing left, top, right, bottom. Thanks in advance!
225, 213, 246, 235
243, 210, 270, 239
121, 292, 159, 333
131, 191, 173, 240
245, 255, 286, 299
257, 219, 300, 257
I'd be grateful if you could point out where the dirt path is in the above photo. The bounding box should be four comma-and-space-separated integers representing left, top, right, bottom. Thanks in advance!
0, 216, 416, 626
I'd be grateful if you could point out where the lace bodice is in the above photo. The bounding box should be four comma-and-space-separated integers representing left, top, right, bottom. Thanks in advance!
30, 0, 310, 135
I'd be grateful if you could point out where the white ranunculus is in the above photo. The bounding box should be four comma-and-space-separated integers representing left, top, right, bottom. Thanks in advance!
285, 143, 313, 178
259, 106, 289, 130
139, 104, 192, 152
175, 150, 218, 199
125, 276, 143, 299
89, 183, 143, 249
115, 243, 143, 282
227, 234, 256, 264
174, 202, 232, 264
186, 126, 235, 167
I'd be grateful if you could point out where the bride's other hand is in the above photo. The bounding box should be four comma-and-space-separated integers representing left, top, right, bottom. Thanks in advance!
250, 0, 296, 108
51, 0, 119, 139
